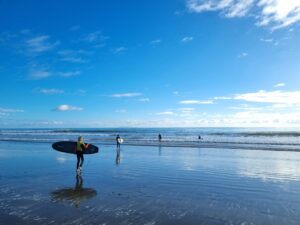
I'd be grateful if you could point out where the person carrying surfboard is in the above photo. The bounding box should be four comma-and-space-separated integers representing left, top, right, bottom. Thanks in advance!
116, 134, 121, 148
76, 136, 89, 174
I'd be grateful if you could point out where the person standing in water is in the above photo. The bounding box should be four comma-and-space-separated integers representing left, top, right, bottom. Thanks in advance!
76, 136, 89, 174
158, 133, 162, 142
116, 134, 121, 148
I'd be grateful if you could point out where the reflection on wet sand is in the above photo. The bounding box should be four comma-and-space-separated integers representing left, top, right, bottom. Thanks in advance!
116, 148, 121, 166
235, 151, 300, 182
51, 175, 97, 207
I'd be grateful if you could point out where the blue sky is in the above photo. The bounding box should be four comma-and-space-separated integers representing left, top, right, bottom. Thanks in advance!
1, 0, 300, 127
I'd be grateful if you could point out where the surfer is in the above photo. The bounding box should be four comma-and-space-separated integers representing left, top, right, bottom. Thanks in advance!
116, 134, 121, 148
76, 136, 89, 174
198, 135, 202, 140
158, 133, 162, 142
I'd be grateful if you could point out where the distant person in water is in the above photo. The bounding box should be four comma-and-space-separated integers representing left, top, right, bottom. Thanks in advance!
116, 134, 121, 148
198, 135, 202, 140
158, 133, 162, 142
76, 136, 89, 174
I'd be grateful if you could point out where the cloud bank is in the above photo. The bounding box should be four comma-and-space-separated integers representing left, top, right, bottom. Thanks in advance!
187, 0, 300, 29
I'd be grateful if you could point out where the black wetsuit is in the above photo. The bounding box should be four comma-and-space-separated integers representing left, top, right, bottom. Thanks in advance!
116, 136, 121, 148
158, 134, 162, 142
76, 144, 85, 169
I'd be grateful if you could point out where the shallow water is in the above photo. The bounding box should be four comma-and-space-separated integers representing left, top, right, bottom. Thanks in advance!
1, 142, 300, 225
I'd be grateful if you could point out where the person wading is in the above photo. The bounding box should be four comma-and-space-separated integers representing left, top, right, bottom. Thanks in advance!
158, 133, 162, 143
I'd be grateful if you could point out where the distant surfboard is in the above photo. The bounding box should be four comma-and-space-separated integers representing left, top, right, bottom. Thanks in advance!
52, 141, 99, 154
118, 138, 124, 144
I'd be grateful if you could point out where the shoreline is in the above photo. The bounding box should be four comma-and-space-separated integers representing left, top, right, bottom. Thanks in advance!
1, 139, 300, 152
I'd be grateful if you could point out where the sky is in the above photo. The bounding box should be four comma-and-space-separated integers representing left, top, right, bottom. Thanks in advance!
1, 0, 300, 128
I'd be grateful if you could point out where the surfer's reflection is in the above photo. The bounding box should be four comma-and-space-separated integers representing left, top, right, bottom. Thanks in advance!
158, 145, 162, 156
51, 176, 97, 208
116, 148, 121, 166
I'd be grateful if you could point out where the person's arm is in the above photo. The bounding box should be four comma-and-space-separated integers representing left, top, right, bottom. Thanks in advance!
81, 143, 90, 150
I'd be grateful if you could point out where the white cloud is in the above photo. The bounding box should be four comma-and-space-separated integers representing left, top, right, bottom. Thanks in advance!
274, 82, 286, 87
181, 36, 194, 43
138, 98, 150, 102
74, 89, 87, 96
58, 50, 91, 63
0, 119, 65, 127
81, 31, 109, 43
29, 69, 80, 80
230, 104, 262, 111
93, 110, 300, 126
178, 108, 196, 115
179, 100, 214, 104
26, 35, 59, 53
213, 96, 232, 100
29, 70, 51, 80
0, 107, 24, 118
227, 0, 254, 17
260, 37, 279, 46
72, 31, 109, 48
234, 90, 300, 106
111, 93, 142, 98
116, 109, 127, 113
260, 38, 273, 43
0, 108, 24, 113
150, 39, 161, 45
257, 0, 300, 29
187, 0, 253, 17
237, 52, 248, 58
54, 104, 83, 111
157, 111, 176, 116
60, 56, 85, 63
187, 0, 300, 29
58, 71, 81, 77
179, 107, 195, 111
228, 111, 300, 126
114, 47, 127, 54
38, 88, 64, 94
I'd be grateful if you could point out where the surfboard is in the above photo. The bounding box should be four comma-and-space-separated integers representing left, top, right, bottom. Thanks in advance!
52, 141, 99, 154
118, 138, 124, 144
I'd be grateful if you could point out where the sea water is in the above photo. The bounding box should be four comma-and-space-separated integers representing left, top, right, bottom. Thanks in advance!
1, 127, 300, 151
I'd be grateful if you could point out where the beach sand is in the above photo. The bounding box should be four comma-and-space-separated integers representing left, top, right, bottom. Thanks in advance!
1, 141, 300, 225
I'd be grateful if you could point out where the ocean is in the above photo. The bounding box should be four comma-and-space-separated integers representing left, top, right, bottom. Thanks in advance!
1, 128, 300, 224
1, 127, 300, 151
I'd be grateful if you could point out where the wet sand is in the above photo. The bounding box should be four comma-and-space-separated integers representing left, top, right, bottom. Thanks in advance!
1, 141, 300, 225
